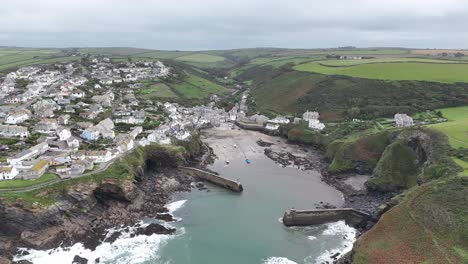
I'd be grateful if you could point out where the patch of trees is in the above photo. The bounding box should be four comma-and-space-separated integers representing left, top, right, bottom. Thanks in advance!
247, 65, 468, 120
15, 78, 30, 89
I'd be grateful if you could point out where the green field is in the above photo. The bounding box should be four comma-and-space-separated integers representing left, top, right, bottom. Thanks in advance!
0, 173, 59, 190
294, 61, 468, 83
170, 74, 228, 98
0, 48, 79, 71
175, 53, 225, 63
135, 82, 178, 99
317, 58, 464, 67
230, 56, 324, 78
430, 106, 468, 149
78, 47, 151, 56
453, 158, 468, 176
131, 50, 193, 59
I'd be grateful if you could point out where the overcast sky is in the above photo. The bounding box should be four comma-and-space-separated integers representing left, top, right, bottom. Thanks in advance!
1, 0, 467, 50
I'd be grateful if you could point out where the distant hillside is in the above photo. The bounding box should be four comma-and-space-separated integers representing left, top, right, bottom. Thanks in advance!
243, 67, 468, 120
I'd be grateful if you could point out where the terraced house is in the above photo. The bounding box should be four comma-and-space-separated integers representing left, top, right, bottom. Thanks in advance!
0, 125, 29, 138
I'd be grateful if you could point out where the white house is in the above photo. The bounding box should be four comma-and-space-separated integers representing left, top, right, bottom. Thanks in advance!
308, 119, 326, 131
71, 90, 85, 99
268, 116, 290, 125
66, 136, 81, 149
129, 126, 143, 139
116, 135, 135, 153
87, 150, 112, 163
7, 142, 49, 165
265, 123, 280, 130
302, 111, 320, 122
57, 127, 72, 141
7, 149, 35, 166
57, 114, 70, 125
174, 130, 191, 141
394, 113, 414, 128
0, 166, 19, 180
5, 109, 30, 124
0, 125, 29, 138
148, 131, 171, 145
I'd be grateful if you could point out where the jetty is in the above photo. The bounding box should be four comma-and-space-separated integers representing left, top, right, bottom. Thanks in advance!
282, 208, 370, 227
180, 166, 243, 192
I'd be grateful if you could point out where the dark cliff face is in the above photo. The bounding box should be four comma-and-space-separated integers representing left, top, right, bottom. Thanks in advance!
94, 183, 131, 205
0, 144, 199, 261
0, 203, 64, 238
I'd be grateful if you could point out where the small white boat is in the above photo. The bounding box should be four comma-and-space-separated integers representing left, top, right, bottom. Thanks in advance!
233, 144, 237, 148
226, 160, 230, 164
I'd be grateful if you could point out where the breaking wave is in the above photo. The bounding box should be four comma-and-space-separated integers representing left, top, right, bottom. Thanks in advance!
262, 257, 298, 264
314, 220, 356, 264
14, 200, 188, 264
166, 199, 187, 213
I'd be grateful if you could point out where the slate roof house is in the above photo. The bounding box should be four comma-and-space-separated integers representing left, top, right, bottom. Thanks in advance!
0, 125, 29, 138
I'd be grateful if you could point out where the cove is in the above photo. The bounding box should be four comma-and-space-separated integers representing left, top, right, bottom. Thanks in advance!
158, 127, 355, 264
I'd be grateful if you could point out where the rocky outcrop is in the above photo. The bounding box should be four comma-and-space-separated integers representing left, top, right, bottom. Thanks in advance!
94, 183, 132, 204
366, 128, 462, 192
134, 223, 175, 236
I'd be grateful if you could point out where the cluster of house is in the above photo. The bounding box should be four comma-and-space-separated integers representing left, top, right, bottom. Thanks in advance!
1, 66, 84, 104
143, 102, 234, 145
0, 58, 173, 181
239, 109, 326, 132
89, 58, 169, 85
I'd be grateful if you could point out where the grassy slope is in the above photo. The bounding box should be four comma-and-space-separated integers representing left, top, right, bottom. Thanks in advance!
368, 141, 419, 191
0, 48, 79, 71
430, 106, 468, 149
249, 70, 468, 120
169, 74, 228, 99
252, 71, 326, 115
175, 53, 225, 63
454, 158, 468, 176
0, 173, 59, 189
317, 58, 464, 66
295, 61, 468, 83
354, 177, 468, 263
78, 47, 151, 56
135, 82, 178, 99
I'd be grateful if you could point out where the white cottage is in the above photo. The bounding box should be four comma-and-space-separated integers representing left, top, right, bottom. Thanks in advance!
394, 113, 414, 128
0, 166, 18, 180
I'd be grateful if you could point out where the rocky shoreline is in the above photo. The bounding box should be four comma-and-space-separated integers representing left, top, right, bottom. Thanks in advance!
1, 129, 395, 264
258, 139, 395, 230
0, 149, 210, 264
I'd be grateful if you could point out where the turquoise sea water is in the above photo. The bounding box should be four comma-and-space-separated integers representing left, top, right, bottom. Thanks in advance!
158, 156, 351, 264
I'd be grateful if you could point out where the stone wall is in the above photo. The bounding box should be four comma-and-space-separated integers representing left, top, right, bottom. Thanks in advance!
180, 167, 243, 192
283, 208, 369, 227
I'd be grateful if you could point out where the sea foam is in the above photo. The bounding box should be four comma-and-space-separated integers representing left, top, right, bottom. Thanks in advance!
14, 200, 188, 264
314, 220, 356, 263
262, 257, 298, 264
166, 199, 187, 213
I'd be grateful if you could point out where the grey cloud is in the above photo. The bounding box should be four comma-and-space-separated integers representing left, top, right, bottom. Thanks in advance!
0, 0, 467, 49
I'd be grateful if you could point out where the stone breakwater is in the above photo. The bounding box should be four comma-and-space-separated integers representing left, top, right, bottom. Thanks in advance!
282, 208, 370, 228
179, 166, 243, 192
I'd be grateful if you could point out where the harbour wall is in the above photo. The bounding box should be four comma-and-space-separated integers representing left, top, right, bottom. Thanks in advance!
180, 166, 243, 192
283, 208, 370, 227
